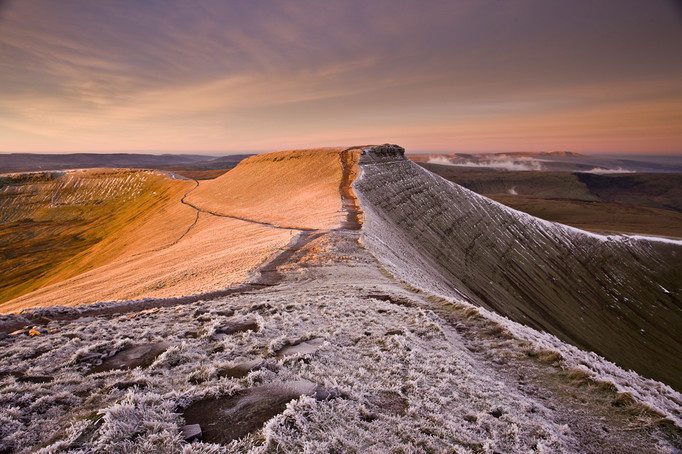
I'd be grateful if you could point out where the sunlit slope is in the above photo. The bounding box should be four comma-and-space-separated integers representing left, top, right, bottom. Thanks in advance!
0, 169, 197, 304
185, 148, 345, 230
0, 168, 293, 312
1, 147, 349, 312
3, 215, 291, 312
355, 145, 682, 390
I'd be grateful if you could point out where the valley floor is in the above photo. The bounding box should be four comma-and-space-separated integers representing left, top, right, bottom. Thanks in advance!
1, 226, 680, 453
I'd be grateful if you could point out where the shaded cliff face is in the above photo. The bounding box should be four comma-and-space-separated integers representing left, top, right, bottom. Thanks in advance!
354, 145, 682, 390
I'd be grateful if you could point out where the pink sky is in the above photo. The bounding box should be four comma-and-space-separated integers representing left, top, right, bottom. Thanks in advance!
1, 1, 681, 155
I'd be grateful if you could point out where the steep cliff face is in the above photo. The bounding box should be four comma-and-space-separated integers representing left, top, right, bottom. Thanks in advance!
354, 145, 682, 390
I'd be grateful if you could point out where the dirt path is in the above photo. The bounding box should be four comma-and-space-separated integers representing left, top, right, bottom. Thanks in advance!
338, 149, 363, 230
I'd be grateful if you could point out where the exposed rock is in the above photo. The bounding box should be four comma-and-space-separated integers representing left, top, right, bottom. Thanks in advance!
214, 309, 235, 317
365, 293, 415, 308
464, 414, 477, 423
367, 390, 408, 416
193, 309, 209, 318
358, 144, 406, 164
248, 303, 272, 314
490, 408, 504, 418
180, 424, 202, 442
89, 342, 170, 373
182, 380, 317, 444
275, 338, 324, 358
215, 318, 259, 335
313, 386, 345, 401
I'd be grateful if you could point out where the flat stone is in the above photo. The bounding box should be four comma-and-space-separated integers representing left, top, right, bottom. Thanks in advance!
275, 338, 324, 358
89, 342, 170, 373
215, 318, 259, 335
313, 386, 344, 401
193, 309, 209, 318
182, 380, 317, 445
217, 360, 262, 379
181, 424, 202, 442
214, 309, 235, 317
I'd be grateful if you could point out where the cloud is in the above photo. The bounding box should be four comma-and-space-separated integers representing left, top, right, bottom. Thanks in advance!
426, 156, 545, 171
584, 167, 635, 174
1, 0, 681, 153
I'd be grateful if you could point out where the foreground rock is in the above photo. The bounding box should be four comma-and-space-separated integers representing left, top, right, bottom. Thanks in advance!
89, 342, 171, 373
182, 381, 318, 444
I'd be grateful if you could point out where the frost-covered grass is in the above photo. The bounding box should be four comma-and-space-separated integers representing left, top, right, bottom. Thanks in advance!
1, 231, 678, 453
353, 149, 682, 393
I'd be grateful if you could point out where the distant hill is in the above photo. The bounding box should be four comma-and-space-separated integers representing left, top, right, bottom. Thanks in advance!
0, 152, 254, 175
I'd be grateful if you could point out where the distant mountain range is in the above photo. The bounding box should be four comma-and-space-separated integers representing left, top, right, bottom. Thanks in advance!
0, 152, 253, 174
409, 151, 682, 173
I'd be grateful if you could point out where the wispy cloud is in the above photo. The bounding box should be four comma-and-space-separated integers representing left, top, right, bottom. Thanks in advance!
1, 0, 681, 153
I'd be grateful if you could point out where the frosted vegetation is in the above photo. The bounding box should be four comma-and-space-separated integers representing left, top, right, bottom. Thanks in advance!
0, 146, 680, 452
354, 146, 682, 390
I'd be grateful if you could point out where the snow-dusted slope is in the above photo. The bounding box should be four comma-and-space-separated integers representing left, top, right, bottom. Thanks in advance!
354, 145, 682, 391
2, 229, 680, 453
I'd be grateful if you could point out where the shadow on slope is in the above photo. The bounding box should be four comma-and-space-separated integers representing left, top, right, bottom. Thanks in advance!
355, 145, 682, 390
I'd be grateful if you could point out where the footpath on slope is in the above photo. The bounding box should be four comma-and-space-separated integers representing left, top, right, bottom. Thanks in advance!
353, 144, 682, 391
1, 149, 350, 314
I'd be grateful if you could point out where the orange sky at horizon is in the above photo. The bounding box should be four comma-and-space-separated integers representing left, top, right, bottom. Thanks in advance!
1, 1, 681, 155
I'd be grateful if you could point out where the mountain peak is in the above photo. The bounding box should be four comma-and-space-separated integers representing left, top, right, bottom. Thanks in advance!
355, 144, 406, 164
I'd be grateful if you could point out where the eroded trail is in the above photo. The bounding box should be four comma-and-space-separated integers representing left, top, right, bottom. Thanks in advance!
0, 230, 319, 333
338, 148, 363, 230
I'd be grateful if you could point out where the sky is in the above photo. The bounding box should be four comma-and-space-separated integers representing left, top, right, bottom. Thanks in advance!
1, 0, 681, 155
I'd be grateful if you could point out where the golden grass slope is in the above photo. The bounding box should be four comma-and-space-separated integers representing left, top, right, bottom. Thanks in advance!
0, 169, 197, 305
1, 148, 350, 313
185, 148, 346, 230
3, 215, 292, 312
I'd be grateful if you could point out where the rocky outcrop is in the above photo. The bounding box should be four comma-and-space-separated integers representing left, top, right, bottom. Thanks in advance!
355, 144, 406, 164
354, 145, 682, 390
